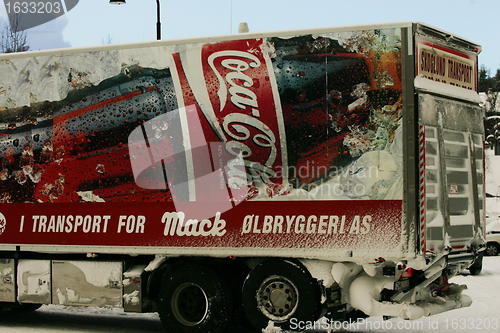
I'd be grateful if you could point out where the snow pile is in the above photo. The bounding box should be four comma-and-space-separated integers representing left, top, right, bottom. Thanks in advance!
485, 149, 500, 223
300, 259, 335, 288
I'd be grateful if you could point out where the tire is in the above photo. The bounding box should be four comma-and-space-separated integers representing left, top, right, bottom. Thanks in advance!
486, 243, 499, 256
158, 264, 235, 333
242, 259, 322, 332
225, 261, 253, 330
468, 253, 483, 276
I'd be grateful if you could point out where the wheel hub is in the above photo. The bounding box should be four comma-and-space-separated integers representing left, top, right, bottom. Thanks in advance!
258, 276, 298, 320
171, 282, 208, 326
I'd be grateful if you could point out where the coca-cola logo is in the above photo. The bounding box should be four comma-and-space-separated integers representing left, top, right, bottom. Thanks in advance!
128, 39, 287, 223
207, 50, 280, 188
208, 51, 261, 113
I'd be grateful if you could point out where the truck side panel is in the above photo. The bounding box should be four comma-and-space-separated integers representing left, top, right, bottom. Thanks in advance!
0, 259, 15, 302
0, 28, 406, 260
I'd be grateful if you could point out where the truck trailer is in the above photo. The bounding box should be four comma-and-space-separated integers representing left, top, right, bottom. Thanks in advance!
0, 21, 486, 332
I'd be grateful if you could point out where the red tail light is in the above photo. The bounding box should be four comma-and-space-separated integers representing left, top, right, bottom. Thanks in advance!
401, 267, 413, 279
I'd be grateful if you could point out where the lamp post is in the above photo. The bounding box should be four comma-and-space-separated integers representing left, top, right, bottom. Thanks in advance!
156, 0, 161, 40
110, 0, 161, 40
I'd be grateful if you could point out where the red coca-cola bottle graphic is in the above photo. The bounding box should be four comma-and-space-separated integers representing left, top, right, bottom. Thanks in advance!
0, 67, 175, 203
271, 35, 371, 185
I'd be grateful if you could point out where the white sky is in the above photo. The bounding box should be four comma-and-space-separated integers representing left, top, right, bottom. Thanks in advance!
0, 0, 499, 73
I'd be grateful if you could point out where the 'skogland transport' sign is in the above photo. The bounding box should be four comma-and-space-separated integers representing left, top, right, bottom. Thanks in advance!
416, 37, 476, 91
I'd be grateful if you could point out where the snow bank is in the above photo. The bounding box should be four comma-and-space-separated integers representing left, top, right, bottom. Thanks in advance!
485, 149, 500, 223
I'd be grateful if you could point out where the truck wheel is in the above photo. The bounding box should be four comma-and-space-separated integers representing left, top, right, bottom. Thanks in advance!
158, 265, 234, 333
242, 259, 322, 331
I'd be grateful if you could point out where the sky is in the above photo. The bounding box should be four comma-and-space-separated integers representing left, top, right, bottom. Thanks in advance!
0, 0, 499, 73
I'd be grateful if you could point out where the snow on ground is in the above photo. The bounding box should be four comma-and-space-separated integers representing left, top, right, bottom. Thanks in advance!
0, 304, 165, 333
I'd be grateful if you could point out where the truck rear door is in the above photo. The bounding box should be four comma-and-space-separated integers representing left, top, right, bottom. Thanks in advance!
414, 24, 484, 254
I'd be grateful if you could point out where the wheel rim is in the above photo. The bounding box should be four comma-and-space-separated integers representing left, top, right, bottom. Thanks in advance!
171, 282, 208, 326
487, 244, 498, 256
257, 275, 299, 321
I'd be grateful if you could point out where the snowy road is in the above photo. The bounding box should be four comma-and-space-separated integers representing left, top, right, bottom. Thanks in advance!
1, 257, 500, 333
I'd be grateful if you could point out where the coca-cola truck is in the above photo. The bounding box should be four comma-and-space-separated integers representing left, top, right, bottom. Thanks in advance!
0, 21, 486, 332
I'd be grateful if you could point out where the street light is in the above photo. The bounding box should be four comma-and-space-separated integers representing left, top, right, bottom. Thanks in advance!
110, 0, 161, 40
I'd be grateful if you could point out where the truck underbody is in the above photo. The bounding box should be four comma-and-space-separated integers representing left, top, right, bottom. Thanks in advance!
0, 245, 483, 332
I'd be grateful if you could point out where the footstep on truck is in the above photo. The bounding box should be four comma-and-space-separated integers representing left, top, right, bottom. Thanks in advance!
0, 21, 486, 332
